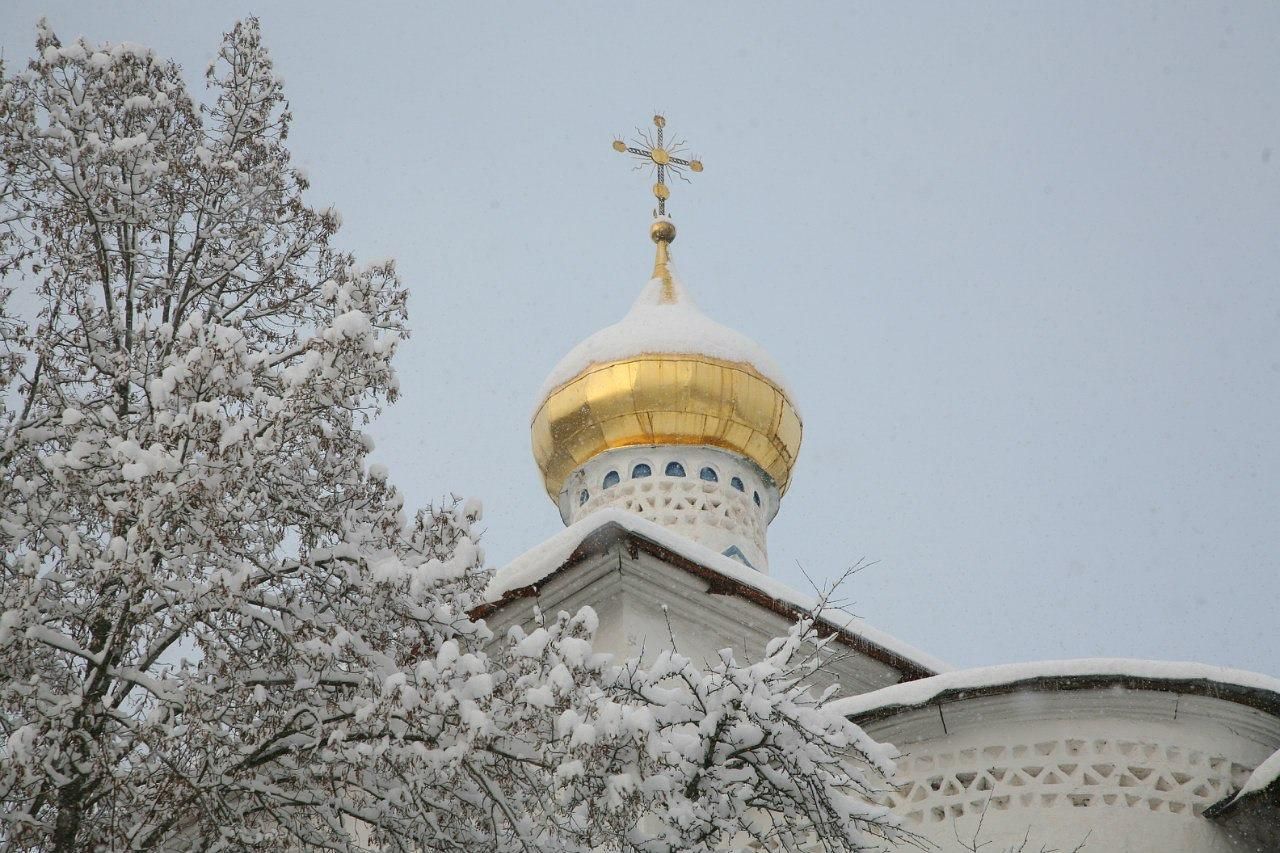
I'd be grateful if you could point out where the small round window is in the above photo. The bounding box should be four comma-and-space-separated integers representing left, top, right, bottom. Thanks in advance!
699, 466, 718, 482
632, 463, 652, 478
579, 489, 589, 506
603, 470, 620, 489
730, 476, 745, 492
665, 461, 686, 477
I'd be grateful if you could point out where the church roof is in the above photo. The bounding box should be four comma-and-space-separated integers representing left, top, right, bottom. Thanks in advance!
1204, 746, 1280, 819
535, 258, 792, 401
480, 508, 949, 679
832, 658, 1280, 723
529, 235, 804, 499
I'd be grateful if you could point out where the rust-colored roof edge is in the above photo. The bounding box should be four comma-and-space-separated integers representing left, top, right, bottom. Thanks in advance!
472, 522, 938, 682
846, 673, 1280, 728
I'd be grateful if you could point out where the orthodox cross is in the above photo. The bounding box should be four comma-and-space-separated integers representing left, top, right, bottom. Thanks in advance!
613, 114, 703, 217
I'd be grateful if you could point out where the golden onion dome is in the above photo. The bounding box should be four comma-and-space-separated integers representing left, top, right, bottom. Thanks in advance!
531, 220, 802, 503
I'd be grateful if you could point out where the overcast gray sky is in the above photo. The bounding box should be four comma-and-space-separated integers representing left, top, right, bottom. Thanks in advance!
4, 1, 1277, 675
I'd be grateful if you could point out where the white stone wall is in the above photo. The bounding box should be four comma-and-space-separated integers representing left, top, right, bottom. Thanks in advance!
857, 689, 1280, 852
482, 544, 906, 697
555, 446, 779, 571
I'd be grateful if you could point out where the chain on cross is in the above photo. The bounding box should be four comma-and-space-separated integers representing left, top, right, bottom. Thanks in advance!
612, 114, 703, 217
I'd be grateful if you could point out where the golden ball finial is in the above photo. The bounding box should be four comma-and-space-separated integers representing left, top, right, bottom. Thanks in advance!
650, 218, 677, 244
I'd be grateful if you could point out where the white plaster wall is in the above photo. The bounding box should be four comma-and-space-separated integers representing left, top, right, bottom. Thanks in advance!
482, 543, 905, 698
857, 689, 1280, 852
555, 446, 779, 571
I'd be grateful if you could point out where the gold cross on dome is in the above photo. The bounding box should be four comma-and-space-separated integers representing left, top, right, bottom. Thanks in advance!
612, 114, 703, 217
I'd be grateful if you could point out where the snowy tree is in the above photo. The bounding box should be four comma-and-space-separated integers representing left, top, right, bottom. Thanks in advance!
0, 18, 906, 852
499, 605, 910, 852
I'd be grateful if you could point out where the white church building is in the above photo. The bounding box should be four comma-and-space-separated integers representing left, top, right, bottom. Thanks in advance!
479, 119, 1280, 851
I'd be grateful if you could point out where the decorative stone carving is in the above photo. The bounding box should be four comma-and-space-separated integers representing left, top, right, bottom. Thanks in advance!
883, 737, 1253, 826
561, 445, 777, 570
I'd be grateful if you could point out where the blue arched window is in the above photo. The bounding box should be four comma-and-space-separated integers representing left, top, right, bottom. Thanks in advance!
603, 470, 620, 489
665, 461, 686, 477
632, 463, 652, 479
753, 491, 761, 507
699, 466, 718, 482
579, 489, 589, 506
730, 476, 745, 492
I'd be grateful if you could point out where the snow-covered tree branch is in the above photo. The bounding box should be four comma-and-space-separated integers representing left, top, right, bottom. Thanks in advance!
498, 606, 909, 852
0, 18, 905, 852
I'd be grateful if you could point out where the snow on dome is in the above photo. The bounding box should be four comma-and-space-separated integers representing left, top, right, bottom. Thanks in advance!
536, 266, 792, 403
530, 229, 803, 502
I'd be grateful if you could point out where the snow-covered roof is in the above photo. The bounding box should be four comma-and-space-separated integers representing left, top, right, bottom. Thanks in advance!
1224, 747, 1280, 806
483, 508, 949, 678
536, 267, 792, 402
1198, 742, 1280, 819
833, 658, 1280, 720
